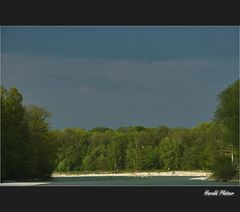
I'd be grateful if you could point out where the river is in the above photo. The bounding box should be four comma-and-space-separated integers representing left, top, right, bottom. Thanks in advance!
43, 176, 239, 186
1, 176, 238, 186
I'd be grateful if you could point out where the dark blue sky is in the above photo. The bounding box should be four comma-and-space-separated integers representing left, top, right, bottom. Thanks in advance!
1, 27, 239, 129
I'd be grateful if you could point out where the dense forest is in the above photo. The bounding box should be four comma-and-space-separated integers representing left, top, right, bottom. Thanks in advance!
1, 80, 239, 182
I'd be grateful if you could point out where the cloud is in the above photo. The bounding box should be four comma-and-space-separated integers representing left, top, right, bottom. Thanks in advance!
2, 52, 237, 97
1, 52, 238, 129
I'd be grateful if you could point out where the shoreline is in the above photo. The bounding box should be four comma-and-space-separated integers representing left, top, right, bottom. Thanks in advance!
52, 171, 212, 178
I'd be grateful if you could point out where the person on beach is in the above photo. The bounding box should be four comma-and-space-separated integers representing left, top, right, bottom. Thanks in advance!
167, 167, 174, 175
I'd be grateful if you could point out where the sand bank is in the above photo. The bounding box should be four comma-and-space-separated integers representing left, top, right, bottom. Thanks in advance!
0, 182, 49, 186
52, 171, 212, 178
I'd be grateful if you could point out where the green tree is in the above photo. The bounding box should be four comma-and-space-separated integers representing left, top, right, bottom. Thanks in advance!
126, 139, 138, 170
1, 87, 30, 181
1, 87, 57, 181
25, 105, 56, 178
214, 80, 239, 180
82, 144, 108, 171
107, 138, 124, 172
54, 128, 89, 172
215, 80, 239, 147
141, 145, 160, 170
158, 137, 172, 170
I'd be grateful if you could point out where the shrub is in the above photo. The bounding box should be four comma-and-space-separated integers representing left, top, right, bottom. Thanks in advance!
212, 156, 237, 181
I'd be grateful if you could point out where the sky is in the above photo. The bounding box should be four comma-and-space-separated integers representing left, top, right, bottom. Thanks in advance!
1, 26, 239, 129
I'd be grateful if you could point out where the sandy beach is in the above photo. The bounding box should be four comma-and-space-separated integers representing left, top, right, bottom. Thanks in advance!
52, 171, 212, 178
0, 182, 49, 186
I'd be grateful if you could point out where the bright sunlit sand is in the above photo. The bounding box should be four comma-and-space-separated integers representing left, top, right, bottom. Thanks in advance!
51, 171, 212, 178
0, 182, 49, 186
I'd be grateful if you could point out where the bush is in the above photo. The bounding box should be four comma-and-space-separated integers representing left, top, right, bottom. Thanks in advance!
212, 156, 237, 181
56, 160, 70, 172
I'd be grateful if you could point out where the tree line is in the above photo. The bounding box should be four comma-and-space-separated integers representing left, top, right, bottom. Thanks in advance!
1, 80, 239, 182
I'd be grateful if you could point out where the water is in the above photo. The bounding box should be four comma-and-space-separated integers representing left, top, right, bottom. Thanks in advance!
39, 176, 239, 186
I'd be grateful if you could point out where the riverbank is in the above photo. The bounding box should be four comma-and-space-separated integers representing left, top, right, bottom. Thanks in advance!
2, 171, 238, 186
0, 182, 49, 186
52, 171, 212, 178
